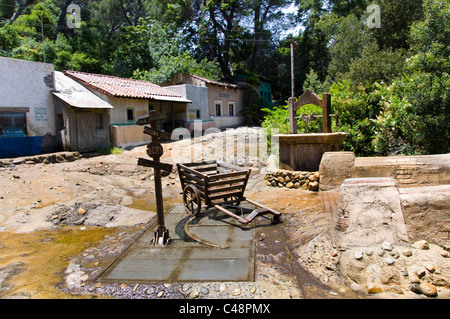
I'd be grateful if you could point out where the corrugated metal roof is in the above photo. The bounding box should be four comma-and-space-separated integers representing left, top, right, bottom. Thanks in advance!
53, 71, 113, 109
65, 71, 191, 102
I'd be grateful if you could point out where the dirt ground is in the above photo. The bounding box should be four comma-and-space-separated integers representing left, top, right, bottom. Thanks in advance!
0, 128, 448, 299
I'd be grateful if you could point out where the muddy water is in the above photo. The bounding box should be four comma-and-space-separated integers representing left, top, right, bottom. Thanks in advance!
0, 227, 116, 299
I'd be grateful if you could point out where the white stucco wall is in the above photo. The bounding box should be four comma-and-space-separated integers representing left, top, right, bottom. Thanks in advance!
165, 84, 210, 122
0, 57, 55, 137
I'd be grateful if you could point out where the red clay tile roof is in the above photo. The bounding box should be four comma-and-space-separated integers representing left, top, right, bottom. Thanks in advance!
64, 71, 184, 100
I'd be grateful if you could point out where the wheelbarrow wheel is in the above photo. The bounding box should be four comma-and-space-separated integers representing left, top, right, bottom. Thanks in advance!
183, 184, 201, 215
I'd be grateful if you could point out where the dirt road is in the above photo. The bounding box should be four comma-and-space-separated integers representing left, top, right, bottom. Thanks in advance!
1, 128, 447, 299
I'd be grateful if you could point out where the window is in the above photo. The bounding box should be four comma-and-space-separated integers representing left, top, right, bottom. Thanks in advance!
215, 101, 222, 116
0, 112, 26, 137
127, 108, 134, 121
196, 109, 201, 119
228, 103, 235, 116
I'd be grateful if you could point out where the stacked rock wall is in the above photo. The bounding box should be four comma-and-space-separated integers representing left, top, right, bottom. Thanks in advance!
264, 170, 320, 191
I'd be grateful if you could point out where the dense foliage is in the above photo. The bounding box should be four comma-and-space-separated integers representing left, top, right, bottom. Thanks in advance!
1, 0, 448, 155
263, 0, 449, 156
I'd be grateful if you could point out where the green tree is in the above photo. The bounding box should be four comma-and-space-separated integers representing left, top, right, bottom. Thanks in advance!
396, 0, 450, 154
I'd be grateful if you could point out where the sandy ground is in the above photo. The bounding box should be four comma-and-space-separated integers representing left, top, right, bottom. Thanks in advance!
0, 127, 448, 299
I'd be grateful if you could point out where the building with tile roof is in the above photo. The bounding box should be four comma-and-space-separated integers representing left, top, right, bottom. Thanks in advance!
64, 71, 192, 149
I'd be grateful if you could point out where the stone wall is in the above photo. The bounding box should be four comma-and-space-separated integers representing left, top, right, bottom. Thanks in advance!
264, 170, 320, 191
331, 178, 450, 248
319, 152, 450, 191
0, 151, 81, 165
400, 185, 450, 247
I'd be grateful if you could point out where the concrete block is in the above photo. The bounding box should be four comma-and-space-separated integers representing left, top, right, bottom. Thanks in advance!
330, 177, 409, 248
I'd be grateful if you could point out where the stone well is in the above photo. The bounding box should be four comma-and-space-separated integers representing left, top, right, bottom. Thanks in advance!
275, 132, 346, 171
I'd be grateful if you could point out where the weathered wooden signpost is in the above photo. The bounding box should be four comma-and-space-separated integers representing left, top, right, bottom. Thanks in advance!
137, 110, 173, 246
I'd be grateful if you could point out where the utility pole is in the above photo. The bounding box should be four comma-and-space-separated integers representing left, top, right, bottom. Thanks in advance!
290, 35, 295, 98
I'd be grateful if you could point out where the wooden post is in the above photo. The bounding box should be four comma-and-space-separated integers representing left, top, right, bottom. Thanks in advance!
322, 93, 332, 133
288, 97, 297, 134
290, 36, 295, 98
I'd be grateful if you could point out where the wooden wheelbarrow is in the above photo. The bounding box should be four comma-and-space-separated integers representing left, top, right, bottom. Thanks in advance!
176, 160, 282, 225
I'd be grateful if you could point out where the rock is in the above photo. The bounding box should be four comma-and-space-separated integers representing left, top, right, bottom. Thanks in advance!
249, 286, 257, 294
412, 240, 429, 250
390, 250, 400, 258
219, 283, 227, 293
308, 181, 319, 191
201, 287, 209, 295
377, 249, 385, 257
366, 282, 383, 294
409, 274, 421, 284
440, 250, 449, 258
78, 207, 87, 215
156, 290, 165, 298
277, 176, 285, 184
415, 266, 427, 278
420, 283, 437, 297
354, 251, 363, 260
309, 172, 320, 182
365, 249, 373, 256
385, 257, 394, 265
182, 283, 192, 292
381, 241, 394, 251
402, 248, 412, 257
189, 290, 200, 299
424, 264, 436, 273
410, 283, 422, 294
286, 182, 294, 188
386, 285, 404, 295
146, 287, 156, 294
231, 288, 242, 296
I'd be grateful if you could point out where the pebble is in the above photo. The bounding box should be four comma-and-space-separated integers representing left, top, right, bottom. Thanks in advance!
420, 283, 437, 297
410, 283, 422, 294
146, 286, 156, 294
385, 257, 394, 265
354, 251, 363, 260
249, 286, 257, 294
156, 290, 165, 298
365, 249, 373, 256
386, 285, 404, 295
231, 288, 242, 296
377, 249, 385, 257
424, 264, 436, 273
381, 242, 394, 251
201, 287, 209, 295
367, 282, 383, 294
390, 250, 400, 258
219, 283, 227, 293
402, 248, 412, 257
78, 207, 86, 215
189, 290, 200, 298
409, 274, 421, 284
412, 240, 429, 250
440, 250, 449, 258
182, 283, 192, 292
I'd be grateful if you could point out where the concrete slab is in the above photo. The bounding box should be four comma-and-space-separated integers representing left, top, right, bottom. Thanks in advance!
97, 204, 258, 283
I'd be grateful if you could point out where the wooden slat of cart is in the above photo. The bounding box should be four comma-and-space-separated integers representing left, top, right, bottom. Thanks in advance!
207, 183, 245, 194
207, 177, 248, 187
